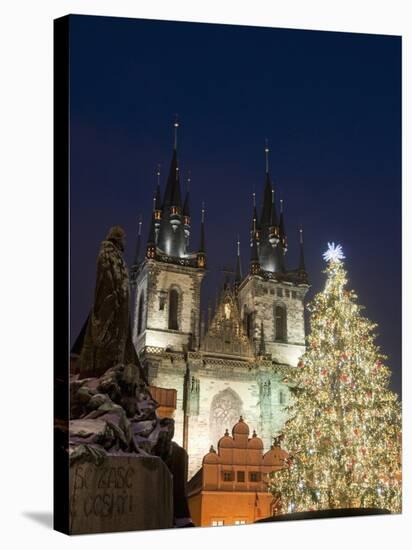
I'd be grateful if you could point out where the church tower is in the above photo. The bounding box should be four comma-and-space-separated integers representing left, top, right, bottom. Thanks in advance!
132, 120, 206, 355
237, 142, 309, 368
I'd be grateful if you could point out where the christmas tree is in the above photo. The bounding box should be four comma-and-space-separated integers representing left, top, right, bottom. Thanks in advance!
270, 243, 401, 513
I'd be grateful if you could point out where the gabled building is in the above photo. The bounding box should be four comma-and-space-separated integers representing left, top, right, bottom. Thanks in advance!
132, 121, 309, 477
187, 417, 288, 526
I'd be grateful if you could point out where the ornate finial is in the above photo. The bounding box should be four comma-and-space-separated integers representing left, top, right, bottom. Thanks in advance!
152, 195, 156, 212
252, 191, 256, 207
209, 445, 216, 453
156, 163, 161, 180
299, 227, 304, 245
239, 415, 244, 422
138, 216, 142, 236
187, 171, 191, 191
252, 429, 257, 438
201, 201, 205, 223
265, 139, 269, 174
173, 114, 179, 150
237, 234, 240, 256
224, 428, 229, 437
271, 188, 275, 205
280, 198, 284, 213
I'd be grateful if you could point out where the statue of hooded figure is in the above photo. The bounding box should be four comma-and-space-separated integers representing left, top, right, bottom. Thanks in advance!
78, 225, 139, 379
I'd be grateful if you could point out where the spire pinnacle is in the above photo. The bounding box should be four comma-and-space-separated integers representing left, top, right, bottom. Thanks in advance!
133, 215, 143, 267
299, 227, 306, 272
197, 201, 206, 268
280, 198, 284, 213
173, 114, 179, 150
265, 139, 269, 174
235, 235, 242, 285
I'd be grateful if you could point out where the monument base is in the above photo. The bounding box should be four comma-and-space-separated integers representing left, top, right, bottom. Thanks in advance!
69, 455, 173, 534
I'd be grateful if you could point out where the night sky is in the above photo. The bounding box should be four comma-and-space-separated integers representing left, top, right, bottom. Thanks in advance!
69, 15, 401, 395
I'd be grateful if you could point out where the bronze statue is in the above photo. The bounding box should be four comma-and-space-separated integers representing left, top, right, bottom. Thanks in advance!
78, 226, 132, 379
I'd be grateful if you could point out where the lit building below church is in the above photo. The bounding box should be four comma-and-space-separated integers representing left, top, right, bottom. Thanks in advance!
187, 417, 288, 526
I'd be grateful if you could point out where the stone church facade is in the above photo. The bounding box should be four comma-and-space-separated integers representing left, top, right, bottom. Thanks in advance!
132, 125, 309, 477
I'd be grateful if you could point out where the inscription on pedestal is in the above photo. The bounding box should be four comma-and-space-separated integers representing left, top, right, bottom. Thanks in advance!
69, 456, 173, 534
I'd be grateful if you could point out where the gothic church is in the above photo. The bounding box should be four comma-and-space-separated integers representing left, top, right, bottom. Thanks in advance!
131, 122, 309, 477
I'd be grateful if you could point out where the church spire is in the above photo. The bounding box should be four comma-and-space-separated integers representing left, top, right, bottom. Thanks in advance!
157, 117, 185, 257
133, 216, 143, 267
260, 144, 273, 228
197, 203, 206, 268
146, 212, 156, 259
279, 199, 287, 252
298, 227, 305, 272
234, 236, 242, 287
250, 231, 260, 275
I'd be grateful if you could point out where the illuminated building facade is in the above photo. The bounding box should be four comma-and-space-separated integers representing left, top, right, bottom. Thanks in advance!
187, 417, 288, 526
132, 123, 309, 477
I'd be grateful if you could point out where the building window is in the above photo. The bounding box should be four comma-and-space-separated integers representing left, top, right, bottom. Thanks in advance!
279, 390, 285, 405
212, 520, 224, 527
274, 304, 287, 342
234, 520, 246, 525
277, 288, 283, 297
292, 291, 297, 299
270, 289, 275, 295
245, 311, 254, 339
237, 471, 245, 482
249, 471, 261, 482
285, 289, 290, 298
137, 293, 144, 335
222, 471, 233, 482
168, 288, 179, 330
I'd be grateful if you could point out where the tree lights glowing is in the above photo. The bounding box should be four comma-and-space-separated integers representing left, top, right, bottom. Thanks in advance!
270, 247, 402, 513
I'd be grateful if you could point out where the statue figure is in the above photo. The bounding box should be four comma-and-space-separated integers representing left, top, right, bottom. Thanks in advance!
78, 226, 135, 379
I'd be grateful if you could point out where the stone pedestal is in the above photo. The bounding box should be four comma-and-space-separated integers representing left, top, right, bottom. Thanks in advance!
69, 455, 173, 534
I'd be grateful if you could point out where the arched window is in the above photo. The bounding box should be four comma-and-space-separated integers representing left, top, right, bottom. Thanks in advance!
168, 288, 179, 330
137, 292, 144, 335
274, 304, 287, 342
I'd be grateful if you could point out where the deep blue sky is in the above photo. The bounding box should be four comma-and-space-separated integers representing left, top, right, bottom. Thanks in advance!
69, 15, 401, 395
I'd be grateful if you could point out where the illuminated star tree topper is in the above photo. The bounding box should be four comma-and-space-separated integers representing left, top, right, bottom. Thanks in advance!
323, 242, 345, 263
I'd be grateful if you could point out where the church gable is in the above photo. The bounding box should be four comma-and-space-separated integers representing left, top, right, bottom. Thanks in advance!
201, 286, 254, 358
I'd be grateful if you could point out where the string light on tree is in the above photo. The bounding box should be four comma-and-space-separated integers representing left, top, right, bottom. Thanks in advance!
270, 244, 402, 513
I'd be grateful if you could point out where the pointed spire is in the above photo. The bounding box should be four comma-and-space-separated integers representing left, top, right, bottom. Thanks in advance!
197, 202, 206, 268
265, 138, 270, 174
183, 172, 191, 218
258, 321, 266, 356
260, 140, 273, 227
279, 199, 287, 251
174, 114, 179, 150
250, 231, 260, 275
235, 235, 242, 285
146, 213, 156, 259
299, 227, 306, 272
155, 165, 162, 210
133, 216, 143, 266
